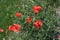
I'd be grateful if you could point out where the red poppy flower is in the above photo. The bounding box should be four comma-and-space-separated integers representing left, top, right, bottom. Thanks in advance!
27, 17, 32, 23
15, 12, 22, 17
0, 28, 3, 32
58, 35, 60, 38
33, 6, 42, 13
33, 20, 43, 28
8, 24, 21, 32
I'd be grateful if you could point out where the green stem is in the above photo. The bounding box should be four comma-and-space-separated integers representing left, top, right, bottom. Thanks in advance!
5, 30, 8, 40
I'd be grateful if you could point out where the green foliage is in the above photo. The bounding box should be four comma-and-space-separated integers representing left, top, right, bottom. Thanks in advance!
0, 0, 59, 40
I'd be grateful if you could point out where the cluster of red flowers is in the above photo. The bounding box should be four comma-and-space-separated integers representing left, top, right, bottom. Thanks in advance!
0, 6, 43, 33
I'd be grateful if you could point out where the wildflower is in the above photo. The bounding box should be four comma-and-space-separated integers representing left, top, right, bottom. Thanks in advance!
15, 12, 22, 17
33, 6, 42, 13
33, 20, 43, 28
27, 17, 32, 23
8, 24, 21, 32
